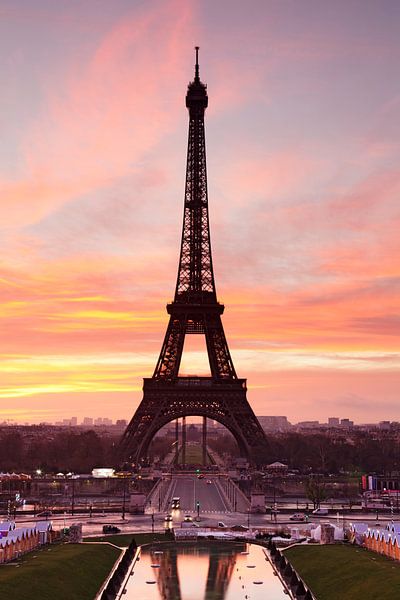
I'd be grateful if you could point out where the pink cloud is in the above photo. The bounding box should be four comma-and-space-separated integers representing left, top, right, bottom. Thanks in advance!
0, 0, 196, 227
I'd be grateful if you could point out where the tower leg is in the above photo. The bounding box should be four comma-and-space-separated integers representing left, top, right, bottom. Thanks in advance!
202, 416, 207, 465
182, 417, 186, 465
175, 419, 179, 464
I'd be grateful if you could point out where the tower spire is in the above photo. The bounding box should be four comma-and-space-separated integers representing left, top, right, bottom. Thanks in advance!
195, 45, 200, 81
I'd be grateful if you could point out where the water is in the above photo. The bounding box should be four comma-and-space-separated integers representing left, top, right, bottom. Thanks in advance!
122, 541, 288, 599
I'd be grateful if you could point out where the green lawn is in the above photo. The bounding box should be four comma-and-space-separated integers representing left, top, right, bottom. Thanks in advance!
284, 544, 400, 600
0, 543, 120, 600
84, 531, 167, 547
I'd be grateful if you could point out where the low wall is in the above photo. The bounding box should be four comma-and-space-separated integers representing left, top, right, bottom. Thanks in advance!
266, 541, 316, 600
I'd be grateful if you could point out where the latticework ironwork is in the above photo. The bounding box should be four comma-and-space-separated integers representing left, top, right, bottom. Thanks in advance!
119, 49, 267, 464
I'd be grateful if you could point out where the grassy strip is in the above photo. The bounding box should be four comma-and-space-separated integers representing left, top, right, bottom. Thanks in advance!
177, 444, 211, 465
84, 531, 167, 547
285, 544, 400, 600
0, 543, 120, 600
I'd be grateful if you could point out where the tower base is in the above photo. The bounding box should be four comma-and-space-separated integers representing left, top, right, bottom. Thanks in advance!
119, 377, 268, 465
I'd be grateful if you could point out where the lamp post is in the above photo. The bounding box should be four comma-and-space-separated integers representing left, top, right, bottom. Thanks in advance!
122, 479, 127, 521
71, 479, 75, 516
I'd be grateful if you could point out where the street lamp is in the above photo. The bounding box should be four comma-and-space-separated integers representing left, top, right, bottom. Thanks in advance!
71, 479, 75, 516
122, 479, 127, 521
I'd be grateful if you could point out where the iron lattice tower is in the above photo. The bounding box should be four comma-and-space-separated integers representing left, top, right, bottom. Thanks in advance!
119, 48, 267, 463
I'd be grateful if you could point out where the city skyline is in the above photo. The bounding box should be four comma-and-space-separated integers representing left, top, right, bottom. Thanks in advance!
0, 414, 394, 428
1, 0, 399, 424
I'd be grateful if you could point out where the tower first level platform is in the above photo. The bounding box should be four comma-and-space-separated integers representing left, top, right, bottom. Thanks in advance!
119, 377, 267, 463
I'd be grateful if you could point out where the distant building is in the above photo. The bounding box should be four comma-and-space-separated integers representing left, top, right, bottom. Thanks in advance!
257, 416, 291, 432
92, 468, 115, 478
82, 417, 93, 426
340, 418, 354, 428
328, 417, 340, 427
61, 417, 77, 426
265, 461, 288, 475
379, 421, 391, 431
116, 419, 127, 428
362, 474, 400, 494
297, 421, 320, 429
94, 417, 113, 426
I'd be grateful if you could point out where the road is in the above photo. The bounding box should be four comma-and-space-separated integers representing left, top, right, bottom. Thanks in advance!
14, 508, 398, 539
165, 475, 229, 513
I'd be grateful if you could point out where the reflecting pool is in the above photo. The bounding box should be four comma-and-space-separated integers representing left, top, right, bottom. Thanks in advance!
122, 541, 288, 599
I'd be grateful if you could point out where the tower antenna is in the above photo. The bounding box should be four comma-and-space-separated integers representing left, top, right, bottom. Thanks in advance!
195, 45, 199, 80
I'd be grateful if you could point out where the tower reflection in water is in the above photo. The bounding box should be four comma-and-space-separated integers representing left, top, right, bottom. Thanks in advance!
125, 542, 289, 600
150, 543, 242, 600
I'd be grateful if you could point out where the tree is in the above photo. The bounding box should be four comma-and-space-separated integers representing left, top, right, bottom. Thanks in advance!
338, 479, 360, 510
304, 476, 327, 509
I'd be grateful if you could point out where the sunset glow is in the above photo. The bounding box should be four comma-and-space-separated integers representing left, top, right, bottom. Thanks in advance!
1, 0, 399, 423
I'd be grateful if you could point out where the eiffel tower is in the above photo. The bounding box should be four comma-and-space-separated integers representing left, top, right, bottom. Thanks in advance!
119, 48, 267, 464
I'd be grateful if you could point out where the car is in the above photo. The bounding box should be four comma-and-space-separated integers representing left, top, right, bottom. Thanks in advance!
164, 514, 173, 522
184, 515, 193, 522
102, 525, 121, 534
217, 521, 226, 528
197, 474, 205, 479
231, 524, 248, 531
289, 513, 307, 522
171, 497, 180, 509
312, 508, 329, 515
206, 480, 212, 485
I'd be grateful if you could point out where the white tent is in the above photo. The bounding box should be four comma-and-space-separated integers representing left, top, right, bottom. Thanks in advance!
311, 523, 344, 541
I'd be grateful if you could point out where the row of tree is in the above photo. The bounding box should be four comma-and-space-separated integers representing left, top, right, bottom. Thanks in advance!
0, 429, 177, 473
0, 430, 113, 473
208, 431, 400, 474
0, 428, 398, 474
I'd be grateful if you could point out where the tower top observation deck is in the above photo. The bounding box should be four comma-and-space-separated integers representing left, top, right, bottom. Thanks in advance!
186, 46, 208, 112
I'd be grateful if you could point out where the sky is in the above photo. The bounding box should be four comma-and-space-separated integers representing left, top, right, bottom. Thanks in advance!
0, 0, 399, 425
